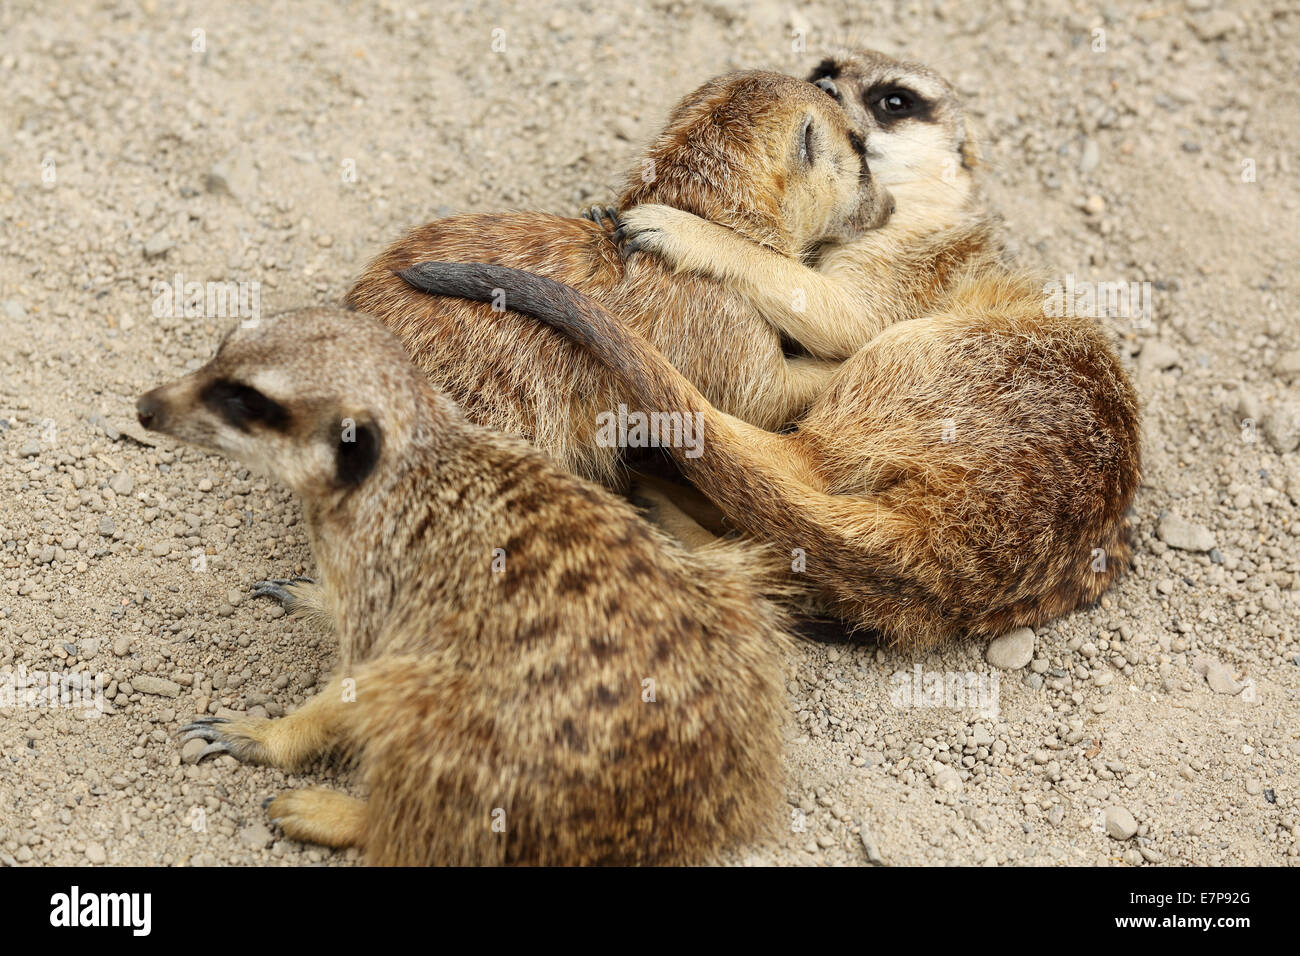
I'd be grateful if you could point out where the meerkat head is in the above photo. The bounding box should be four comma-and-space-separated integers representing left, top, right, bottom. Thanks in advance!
136, 307, 455, 502
808, 49, 977, 231
621, 70, 893, 259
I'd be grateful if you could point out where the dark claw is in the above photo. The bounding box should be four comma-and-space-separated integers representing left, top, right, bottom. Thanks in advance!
583, 205, 620, 231
251, 577, 312, 607
814, 76, 840, 101
611, 225, 627, 244
180, 726, 226, 744
197, 741, 233, 761
262, 795, 275, 810
621, 237, 645, 258
178, 718, 228, 739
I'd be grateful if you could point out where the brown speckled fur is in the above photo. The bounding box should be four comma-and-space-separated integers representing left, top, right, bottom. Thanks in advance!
346, 70, 891, 486
395, 264, 1141, 651
137, 307, 793, 865
392, 52, 1140, 648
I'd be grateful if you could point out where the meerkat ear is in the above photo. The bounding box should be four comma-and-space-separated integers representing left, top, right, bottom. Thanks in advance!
957, 114, 981, 169
335, 414, 382, 486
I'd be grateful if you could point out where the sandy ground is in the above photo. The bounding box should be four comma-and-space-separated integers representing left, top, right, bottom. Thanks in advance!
1, 0, 1297, 867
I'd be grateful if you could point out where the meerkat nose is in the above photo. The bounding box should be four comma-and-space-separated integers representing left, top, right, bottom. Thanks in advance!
136, 392, 163, 430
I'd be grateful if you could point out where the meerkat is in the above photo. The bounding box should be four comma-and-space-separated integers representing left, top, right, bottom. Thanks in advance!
396, 262, 1141, 651
404, 49, 1006, 551
134, 306, 793, 865
605, 49, 1002, 362
347, 70, 892, 487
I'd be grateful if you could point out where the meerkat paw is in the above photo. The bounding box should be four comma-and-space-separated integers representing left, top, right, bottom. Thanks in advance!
613, 204, 712, 268
179, 716, 276, 765
250, 577, 335, 633
265, 789, 367, 849
581, 204, 621, 232
179, 712, 327, 769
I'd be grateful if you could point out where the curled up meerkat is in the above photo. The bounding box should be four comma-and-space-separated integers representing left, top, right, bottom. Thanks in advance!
396, 262, 1141, 651
347, 69, 892, 487
600, 47, 1005, 363
135, 307, 794, 865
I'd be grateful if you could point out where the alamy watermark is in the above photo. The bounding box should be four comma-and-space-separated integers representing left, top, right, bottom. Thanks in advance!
1, 666, 105, 713
889, 665, 1000, 717
595, 404, 704, 458
1042, 273, 1152, 329
151, 273, 261, 327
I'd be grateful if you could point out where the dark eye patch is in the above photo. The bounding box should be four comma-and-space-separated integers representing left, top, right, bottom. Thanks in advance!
865, 84, 933, 124
200, 380, 290, 432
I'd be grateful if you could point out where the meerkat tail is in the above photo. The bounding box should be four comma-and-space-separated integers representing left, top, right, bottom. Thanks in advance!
395, 262, 795, 476
396, 262, 783, 456
395, 262, 922, 609
396, 262, 691, 418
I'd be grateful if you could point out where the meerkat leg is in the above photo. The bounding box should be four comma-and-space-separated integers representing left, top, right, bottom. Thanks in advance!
706, 411, 823, 489
628, 475, 720, 550
617, 204, 881, 359
179, 674, 353, 769
780, 355, 841, 416
631, 471, 729, 536
265, 788, 367, 849
250, 577, 336, 633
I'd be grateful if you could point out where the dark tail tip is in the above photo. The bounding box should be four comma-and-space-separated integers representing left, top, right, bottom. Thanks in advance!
394, 261, 602, 344
395, 262, 503, 304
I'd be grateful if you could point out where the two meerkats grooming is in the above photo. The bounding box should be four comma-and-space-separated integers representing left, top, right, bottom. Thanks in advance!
347, 69, 892, 486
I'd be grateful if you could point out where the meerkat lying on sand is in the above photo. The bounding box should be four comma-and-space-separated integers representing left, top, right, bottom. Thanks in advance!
136, 307, 793, 865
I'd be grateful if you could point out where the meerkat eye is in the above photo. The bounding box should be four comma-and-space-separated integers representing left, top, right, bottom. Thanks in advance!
799, 116, 816, 166
871, 88, 925, 121
201, 380, 290, 432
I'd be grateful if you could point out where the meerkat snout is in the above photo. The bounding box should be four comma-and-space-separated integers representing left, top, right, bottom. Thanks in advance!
135, 391, 163, 430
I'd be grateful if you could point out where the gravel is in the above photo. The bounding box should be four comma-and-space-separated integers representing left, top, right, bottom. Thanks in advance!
987, 627, 1035, 670
1104, 806, 1139, 841
1156, 513, 1217, 552
0, 0, 1296, 870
